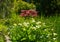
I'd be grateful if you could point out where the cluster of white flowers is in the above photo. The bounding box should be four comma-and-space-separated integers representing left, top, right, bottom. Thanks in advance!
36, 25, 41, 28
13, 18, 47, 30
30, 27, 36, 30
23, 22, 29, 27
13, 22, 30, 27
46, 34, 51, 38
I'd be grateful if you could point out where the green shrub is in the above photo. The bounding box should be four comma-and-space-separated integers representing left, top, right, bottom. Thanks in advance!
14, 1, 36, 14
4, 14, 25, 26
8, 17, 57, 42
0, 0, 36, 18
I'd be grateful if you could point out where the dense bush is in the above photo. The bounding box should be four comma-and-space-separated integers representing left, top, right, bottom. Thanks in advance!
4, 14, 26, 26
8, 17, 57, 42
0, 0, 36, 18
14, 1, 36, 14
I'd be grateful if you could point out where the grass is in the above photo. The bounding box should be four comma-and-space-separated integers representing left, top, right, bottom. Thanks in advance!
35, 15, 60, 42
41, 15, 60, 42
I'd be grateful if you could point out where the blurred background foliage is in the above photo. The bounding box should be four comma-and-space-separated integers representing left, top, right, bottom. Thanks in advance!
0, 0, 36, 18
0, 0, 60, 42
0, 0, 60, 18
23, 0, 60, 16
0, 0, 14, 18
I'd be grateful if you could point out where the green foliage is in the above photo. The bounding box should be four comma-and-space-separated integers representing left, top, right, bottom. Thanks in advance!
0, 0, 36, 18
0, 0, 15, 18
0, 24, 8, 34
18, 1, 36, 9
31, 0, 60, 16
0, 35, 5, 42
8, 17, 57, 42
4, 14, 25, 26
57, 0, 60, 5
14, 1, 36, 14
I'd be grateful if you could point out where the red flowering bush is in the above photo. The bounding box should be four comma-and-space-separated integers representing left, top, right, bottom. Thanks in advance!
20, 10, 38, 17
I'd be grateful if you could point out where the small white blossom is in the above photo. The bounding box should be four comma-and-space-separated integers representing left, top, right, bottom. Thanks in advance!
44, 29, 47, 31
23, 22, 28, 26
48, 41, 51, 42
53, 38, 56, 40
36, 25, 41, 28
31, 27, 36, 30
51, 29, 54, 31
48, 34, 51, 36
46, 35, 49, 38
40, 35, 44, 38
36, 25, 40, 28
23, 22, 29, 27
13, 23, 17, 26
36, 21, 41, 24
53, 33, 57, 36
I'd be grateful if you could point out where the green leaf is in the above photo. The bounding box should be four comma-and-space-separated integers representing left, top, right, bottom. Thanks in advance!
28, 35, 36, 41
21, 38, 26, 41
